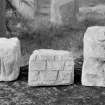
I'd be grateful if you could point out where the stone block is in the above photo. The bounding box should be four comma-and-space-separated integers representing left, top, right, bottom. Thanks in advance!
82, 26, 105, 87
0, 37, 21, 81
28, 49, 74, 86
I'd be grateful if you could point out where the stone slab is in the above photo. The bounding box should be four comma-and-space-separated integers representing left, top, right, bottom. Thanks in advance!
28, 49, 74, 86
0, 37, 21, 81
82, 26, 105, 87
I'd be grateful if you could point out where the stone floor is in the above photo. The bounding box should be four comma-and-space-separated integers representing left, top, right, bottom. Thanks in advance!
0, 56, 105, 105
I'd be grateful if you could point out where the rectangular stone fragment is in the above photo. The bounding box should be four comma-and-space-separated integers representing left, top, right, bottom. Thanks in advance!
82, 26, 105, 87
0, 37, 21, 81
28, 49, 74, 86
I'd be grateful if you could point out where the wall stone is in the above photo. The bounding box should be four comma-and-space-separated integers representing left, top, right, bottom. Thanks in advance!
82, 26, 105, 87
28, 49, 74, 86
0, 37, 21, 81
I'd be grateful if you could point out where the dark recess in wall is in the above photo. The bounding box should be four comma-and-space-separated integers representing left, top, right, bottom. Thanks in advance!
0, 0, 6, 37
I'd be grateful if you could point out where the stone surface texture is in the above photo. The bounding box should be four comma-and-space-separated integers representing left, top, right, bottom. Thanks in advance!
0, 37, 21, 81
28, 49, 74, 86
10, 0, 36, 20
10, 0, 78, 29
50, 0, 78, 26
82, 26, 105, 87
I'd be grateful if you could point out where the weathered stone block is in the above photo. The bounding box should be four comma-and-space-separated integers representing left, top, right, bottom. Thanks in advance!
28, 49, 74, 86
82, 26, 105, 87
0, 37, 21, 81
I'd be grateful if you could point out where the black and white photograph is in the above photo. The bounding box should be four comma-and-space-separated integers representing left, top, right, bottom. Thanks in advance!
0, 0, 105, 104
